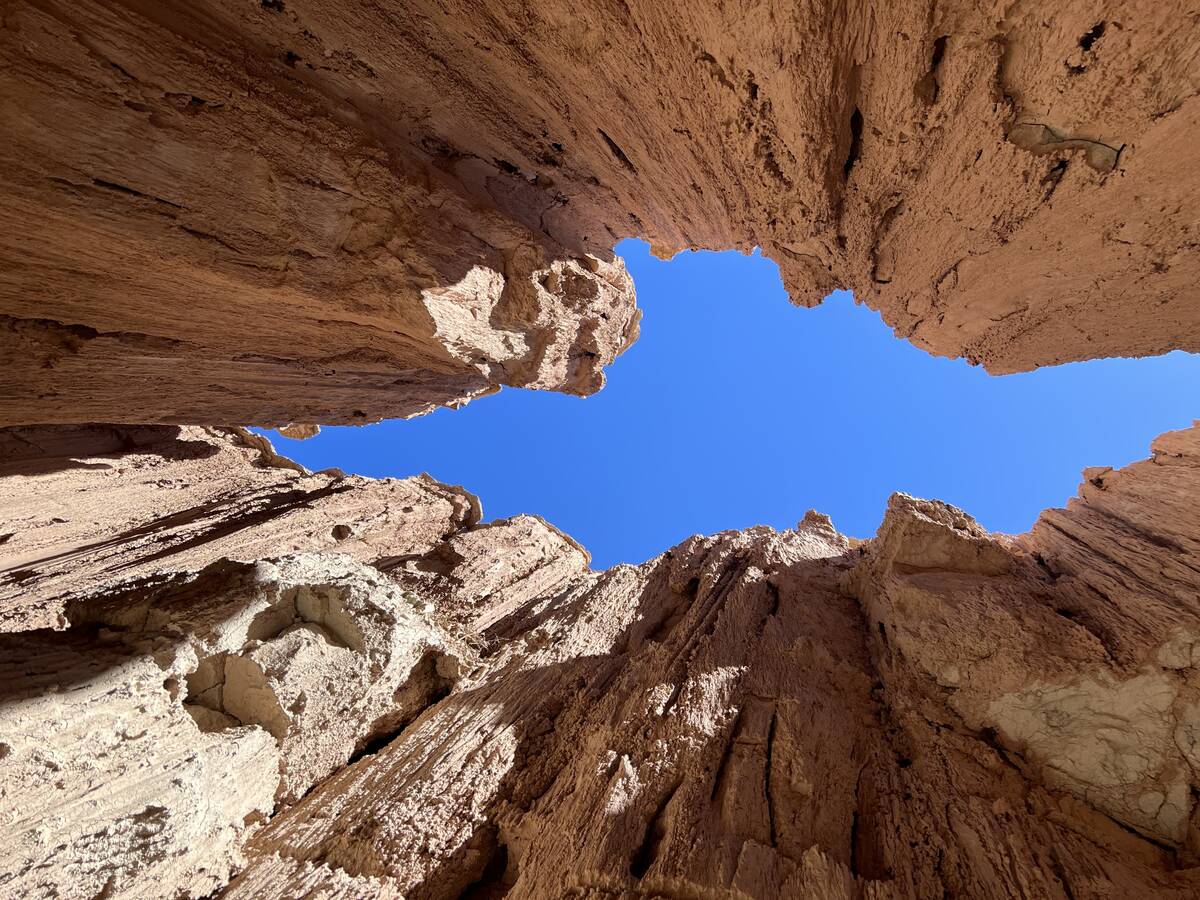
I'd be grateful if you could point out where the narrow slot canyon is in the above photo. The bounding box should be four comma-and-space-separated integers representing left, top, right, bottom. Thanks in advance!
1, 2, 1199, 897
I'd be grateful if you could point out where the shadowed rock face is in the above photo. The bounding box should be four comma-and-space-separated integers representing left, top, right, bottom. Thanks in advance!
1, 0, 1198, 427
0, 0, 640, 427
3, 424, 1200, 898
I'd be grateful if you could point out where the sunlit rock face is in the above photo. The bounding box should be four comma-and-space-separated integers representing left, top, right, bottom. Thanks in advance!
1, 0, 1197, 427
3, 424, 1200, 898
0, 553, 462, 899
0, 424, 484, 631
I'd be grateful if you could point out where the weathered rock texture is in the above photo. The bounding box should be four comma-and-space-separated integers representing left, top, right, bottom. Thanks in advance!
2, 1, 1198, 426
0, 424, 483, 631
0, 0, 641, 426
0, 553, 464, 899
3, 424, 1200, 898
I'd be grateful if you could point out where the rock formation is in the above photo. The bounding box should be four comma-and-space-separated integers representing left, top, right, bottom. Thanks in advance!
0, 553, 462, 898
3, 424, 1200, 898
2, 0, 1198, 426
2, 1, 1199, 897
0, 424, 482, 631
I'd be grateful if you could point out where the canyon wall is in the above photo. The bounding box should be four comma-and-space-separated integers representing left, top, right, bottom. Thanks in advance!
3, 1, 1199, 897
3, 424, 1199, 898
2, 0, 1198, 427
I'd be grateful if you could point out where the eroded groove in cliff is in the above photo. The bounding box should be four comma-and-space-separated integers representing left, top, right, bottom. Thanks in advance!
843, 108, 863, 179
710, 707, 744, 802
345, 649, 458, 765
763, 707, 779, 847
630, 780, 681, 878
598, 129, 638, 175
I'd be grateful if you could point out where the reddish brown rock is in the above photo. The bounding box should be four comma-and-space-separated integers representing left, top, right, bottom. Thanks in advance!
4, 424, 1200, 897
1, 1, 1197, 427
0, 0, 640, 426
1, 6, 1198, 893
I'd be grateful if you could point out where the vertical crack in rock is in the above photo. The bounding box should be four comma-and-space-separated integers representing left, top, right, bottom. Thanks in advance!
630, 780, 682, 878
764, 707, 779, 848
843, 108, 864, 180
915, 35, 949, 105
710, 707, 744, 802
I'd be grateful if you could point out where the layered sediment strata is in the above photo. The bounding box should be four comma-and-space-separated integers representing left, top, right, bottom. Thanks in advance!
2, 424, 1199, 898
0, 424, 482, 630
2, 1, 1197, 427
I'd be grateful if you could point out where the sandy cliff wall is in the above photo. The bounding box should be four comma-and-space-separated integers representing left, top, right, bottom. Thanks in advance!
2, 0, 1197, 427
3, 424, 1199, 898
2, 2, 1199, 896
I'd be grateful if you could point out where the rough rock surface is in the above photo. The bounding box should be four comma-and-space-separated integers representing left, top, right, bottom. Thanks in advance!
0, 552, 465, 899
0, 0, 640, 426
0, 424, 484, 630
3, 424, 1200, 897
2, 1, 1197, 427
68, 554, 465, 803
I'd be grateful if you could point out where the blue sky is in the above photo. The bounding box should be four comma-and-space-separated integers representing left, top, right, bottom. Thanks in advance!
268, 238, 1199, 569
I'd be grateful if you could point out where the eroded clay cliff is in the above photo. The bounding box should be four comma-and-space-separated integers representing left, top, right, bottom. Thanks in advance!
2, 1, 1198, 426
2, 2, 1199, 897
3, 424, 1199, 898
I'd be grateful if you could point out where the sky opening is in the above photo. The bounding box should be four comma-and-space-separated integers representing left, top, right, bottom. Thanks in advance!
266, 237, 1200, 569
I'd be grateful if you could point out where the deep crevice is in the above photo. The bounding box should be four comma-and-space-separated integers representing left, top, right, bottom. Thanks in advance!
459, 838, 514, 899
348, 650, 457, 763
843, 108, 863, 179
91, 179, 183, 209
1041, 158, 1069, 203
764, 708, 778, 846
598, 130, 638, 174
1079, 22, 1105, 51
630, 781, 681, 878
710, 708, 744, 801
917, 36, 949, 104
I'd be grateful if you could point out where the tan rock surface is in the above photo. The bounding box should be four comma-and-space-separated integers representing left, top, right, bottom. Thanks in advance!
2, 4, 1198, 894
1, 1, 1197, 427
0, 424, 481, 630
0, 551, 464, 899
69, 554, 466, 803
0, 0, 639, 427
5, 424, 1200, 897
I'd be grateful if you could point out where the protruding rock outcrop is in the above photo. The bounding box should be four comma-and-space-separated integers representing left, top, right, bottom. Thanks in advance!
2, 1, 1197, 427
0, 424, 482, 631
0, 0, 640, 426
3, 424, 1200, 897
851, 469, 1200, 851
